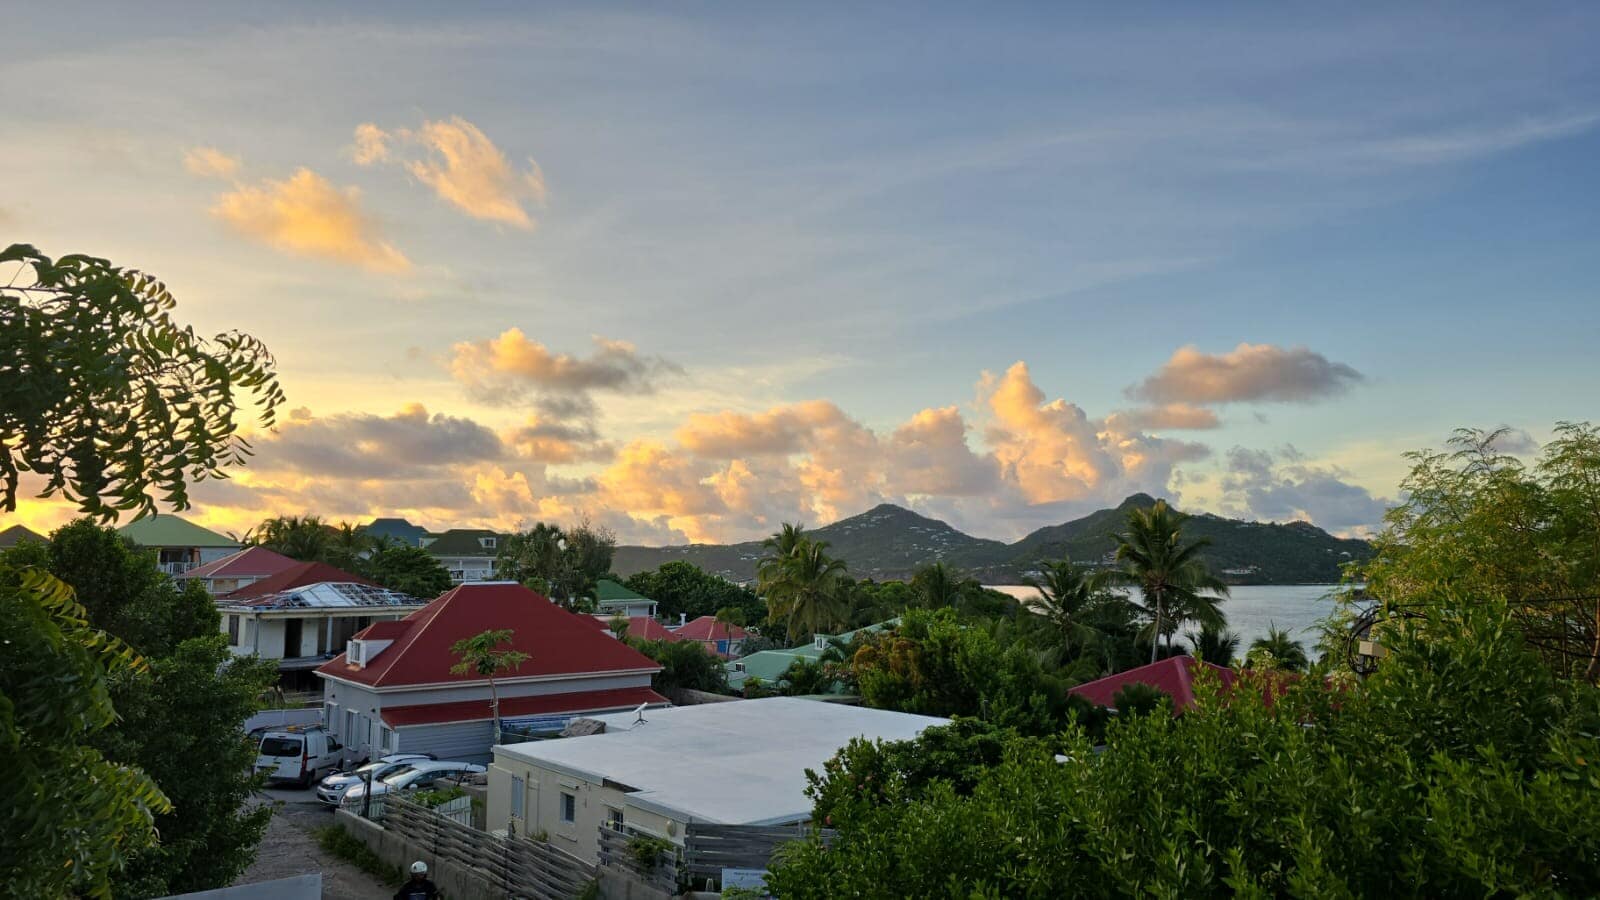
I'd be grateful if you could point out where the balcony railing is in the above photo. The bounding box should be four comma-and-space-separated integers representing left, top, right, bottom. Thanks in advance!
160, 560, 199, 575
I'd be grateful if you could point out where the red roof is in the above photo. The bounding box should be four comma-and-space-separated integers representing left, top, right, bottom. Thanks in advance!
592, 616, 682, 642
178, 546, 300, 581
316, 582, 663, 688
222, 560, 377, 600
1068, 656, 1238, 713
380, 685, 668, 728
674, 615, 751, 642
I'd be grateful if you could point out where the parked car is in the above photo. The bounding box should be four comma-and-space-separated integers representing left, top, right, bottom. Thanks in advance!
316, 753, 436, 806
339, 760, 486, 808
255, 726, 344, 787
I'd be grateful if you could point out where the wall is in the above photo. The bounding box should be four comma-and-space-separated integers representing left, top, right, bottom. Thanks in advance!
488, 751, 686, 865
332, 810, 500, 900
395, 720, 495, 763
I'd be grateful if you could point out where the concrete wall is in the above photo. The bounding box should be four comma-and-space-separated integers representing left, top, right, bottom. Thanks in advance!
161, 873, 320, 899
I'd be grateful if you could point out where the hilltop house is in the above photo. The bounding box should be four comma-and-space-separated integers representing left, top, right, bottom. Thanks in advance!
362, 517, 429, 548
315, 582, 667, 763
726, 619, 897, 690
422, 528, 506, 583
487, 699, 947, 864
592, 579, 658, 618
118, 514, 240, 575
218, 561, 426, 690
0, 524, 45, 549
176, 545, 299, 595
673, 615, 751, 657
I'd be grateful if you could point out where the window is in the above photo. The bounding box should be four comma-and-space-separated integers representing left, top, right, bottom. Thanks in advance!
326, 703, 339, 734
480, 536, 497, 549
379, 727, 393, 752
560, 792, 576, 824
606, 808, 624, 833
345, 710, 356, 740
328, 737, 342, 753
227, 615, 240, 644
510, 776, 525, 818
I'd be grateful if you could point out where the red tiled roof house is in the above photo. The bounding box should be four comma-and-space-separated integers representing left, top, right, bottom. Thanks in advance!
316, 582, 668, 763
673, 615, 752, 658
176, 545, 300, 595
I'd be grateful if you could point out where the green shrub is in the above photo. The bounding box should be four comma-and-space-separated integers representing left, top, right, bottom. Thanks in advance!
314, 825, 405, 886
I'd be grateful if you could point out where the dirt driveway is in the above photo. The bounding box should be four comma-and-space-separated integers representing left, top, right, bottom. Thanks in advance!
232, 787, 393, 900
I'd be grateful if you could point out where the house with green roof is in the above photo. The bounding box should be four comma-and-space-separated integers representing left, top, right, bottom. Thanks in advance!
422, 528, 507, 583
591, 579, 658, 618
117, 514, 240, 576
726, 619, 898, 690
361, 517, 429, 547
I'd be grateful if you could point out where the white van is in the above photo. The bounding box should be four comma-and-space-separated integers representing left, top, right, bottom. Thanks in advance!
256, 726, 343, 787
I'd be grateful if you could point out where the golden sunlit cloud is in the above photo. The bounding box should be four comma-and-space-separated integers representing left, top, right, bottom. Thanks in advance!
183, 146, 242, 178
211, 168, 411, 272
1130, 343, 1364, 405
357, 117, 545, 228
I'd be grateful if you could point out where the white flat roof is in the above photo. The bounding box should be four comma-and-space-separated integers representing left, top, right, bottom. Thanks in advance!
495, 697, 947, 825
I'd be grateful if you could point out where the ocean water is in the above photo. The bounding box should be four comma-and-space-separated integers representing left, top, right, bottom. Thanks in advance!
986, 583, 1347, 660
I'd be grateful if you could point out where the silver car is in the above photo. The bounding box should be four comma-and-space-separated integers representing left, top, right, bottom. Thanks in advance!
315, 754, 435, 806
339, 760, 486, 808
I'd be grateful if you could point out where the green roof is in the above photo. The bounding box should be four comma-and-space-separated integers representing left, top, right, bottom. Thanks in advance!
423, 529, 505, 556
117, 514, 239, 549
595, 579, 650, 602
728, 648, 821, 684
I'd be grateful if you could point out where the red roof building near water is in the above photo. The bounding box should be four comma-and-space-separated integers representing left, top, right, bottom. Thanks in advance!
222, 560, 378, 600
592, 615, 682, 643
674, 615, 752, 642
317, 581, 664, 689
1068, 656, 1239, 713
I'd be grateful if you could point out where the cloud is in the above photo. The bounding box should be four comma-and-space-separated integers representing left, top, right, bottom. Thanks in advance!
884, 407, 997, 497
1131, 343, 1363, 405
505, 416, 614, 464
183, 146, 241, 178
1487, 427, 1539, 456
250, 403, 505, 480
676, 401, 851, 458
211, 168, 410, 271
357, 117, 545, 228
1104, 403, 1221, 431
449, 329, 680, 404
351, 123, 389, 165
1220, 445, 1391, 536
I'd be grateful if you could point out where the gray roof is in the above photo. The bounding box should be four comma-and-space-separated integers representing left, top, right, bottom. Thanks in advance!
495, 697, 947, 824
424, 529, 506, 557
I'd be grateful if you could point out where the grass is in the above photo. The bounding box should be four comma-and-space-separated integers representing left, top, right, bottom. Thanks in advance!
314, 824, 406, 887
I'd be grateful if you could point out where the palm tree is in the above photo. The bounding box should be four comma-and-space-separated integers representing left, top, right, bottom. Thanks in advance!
449, 629, 531, 744
1111, 499, 1231, 664
909, 562, 971, 610
328, 521, 372, 571
1246, 624, 1309, 672
1022, 558, 1106, 657
257, 515, 332, 562
765, 538, 850, 641
1186, 624, 1241, 666
756, 522, 807, 588
714, 606, 746, 656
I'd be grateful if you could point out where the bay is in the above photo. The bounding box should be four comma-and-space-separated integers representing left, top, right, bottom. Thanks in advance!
985, 583, 1348, 660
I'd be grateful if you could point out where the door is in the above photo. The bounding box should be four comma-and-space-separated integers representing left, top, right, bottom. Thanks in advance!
283, 618, 302, 658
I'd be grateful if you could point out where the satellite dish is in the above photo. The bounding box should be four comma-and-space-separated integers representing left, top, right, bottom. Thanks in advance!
632, 702, 649, 726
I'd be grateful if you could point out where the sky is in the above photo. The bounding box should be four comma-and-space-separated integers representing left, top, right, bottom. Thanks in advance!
4, 2, 1598, 545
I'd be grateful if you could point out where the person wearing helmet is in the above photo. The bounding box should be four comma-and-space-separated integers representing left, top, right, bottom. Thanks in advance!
393, 860, 438, 900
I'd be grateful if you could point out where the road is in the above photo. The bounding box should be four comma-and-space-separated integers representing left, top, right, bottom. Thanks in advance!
231, 783, 394, 900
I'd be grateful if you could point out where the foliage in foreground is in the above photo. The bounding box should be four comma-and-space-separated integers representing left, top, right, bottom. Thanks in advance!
314, 825, 405, 886
0, 568, 169, 899
769, 603, 1600, 898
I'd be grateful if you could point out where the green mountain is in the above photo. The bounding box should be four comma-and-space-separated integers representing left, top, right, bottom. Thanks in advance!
612, 495, 1372, 584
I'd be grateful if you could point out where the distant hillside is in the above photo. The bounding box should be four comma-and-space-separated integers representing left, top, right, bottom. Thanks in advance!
612, 495, 1372, 584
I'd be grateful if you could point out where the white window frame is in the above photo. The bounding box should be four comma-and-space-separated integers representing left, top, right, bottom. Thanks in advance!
605, 807, 624, 833
560, 792, 576, 824
511, 775, 525, 819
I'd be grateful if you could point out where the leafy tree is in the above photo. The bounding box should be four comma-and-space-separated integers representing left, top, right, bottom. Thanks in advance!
1356, 423, 1600, 680
778, 658, 834, 696
0, 244, 283, 518
1112, 499, 1230, 663
561, 520, 617, 600
1187, 623, 1241, 666
764, 538, 850, 641
326, 521, 372, 572
770, 602, 1600, 898
1247, 623, 1310, 672
496, 520, 616, 606
94, 637, 278, 896
0, 568, 170, 899
843, 578, 914, 628
625, 560, 764, 625
908, 561, 968, 609
448, 629, 530, 742
1110, 681, 1168, 717
629, 639, 729, 695
364, 543, 451, 599
607, 614, 631, 640
756, 522, 808, 583
9, 520, 276, 897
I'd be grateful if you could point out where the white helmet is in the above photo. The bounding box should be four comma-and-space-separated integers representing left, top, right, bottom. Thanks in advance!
410, 861, 428, 875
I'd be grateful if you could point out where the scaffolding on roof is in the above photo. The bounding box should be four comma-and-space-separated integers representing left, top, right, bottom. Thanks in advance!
226, 581, 422, 611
